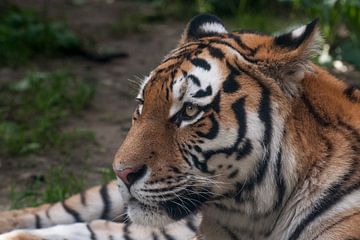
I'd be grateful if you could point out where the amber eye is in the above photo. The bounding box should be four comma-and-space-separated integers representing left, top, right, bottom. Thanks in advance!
185, 103, 199, 118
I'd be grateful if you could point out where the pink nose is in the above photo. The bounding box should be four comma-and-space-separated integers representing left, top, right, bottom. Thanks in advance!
114, 165, 147, 187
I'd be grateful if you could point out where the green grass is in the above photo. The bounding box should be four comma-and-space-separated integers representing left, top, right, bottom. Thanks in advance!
9, 167, 85, 209
9, 166, 116, 209
0, 70, 95, 156
98, 167, 116, 184
0, 6, 81, 65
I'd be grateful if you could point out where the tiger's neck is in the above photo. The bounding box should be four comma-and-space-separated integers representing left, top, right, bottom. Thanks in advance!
202, 66, 360, 239
267, 66, 360, 240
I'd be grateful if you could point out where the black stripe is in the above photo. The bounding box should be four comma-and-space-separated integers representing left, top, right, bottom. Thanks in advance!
165, 86, 170, 101
188, 74, 201, 87
209, 92, 221, 113
338, 120, 360, 148
86, 224, 97, 240
193, 145, 201, 152
35, 214, 41, 229
186, 218, 198, 232
80, 191, 87, 206
170, 69, 177, 82
223, 62, 241, 93
61, 201, 83, 222
193, 85, 212, 98
123, 222, 134, 240
302, 95, 331, 127
100, 184, 111, 220
228, 169, 239, 179
161, 230, 176, 240
257, 79, 272, 152
207, 39, 259, 64
178, 143, 193, 167
208, 46, 225, 59
152, 232, 159, 240
191, 58, 211, 71
247, 68, 272, 186
309, 211, 360, 240
343, 84, 360, 103
236, 139, 253, 160
274, 148, 285, 210
202, 97, 247, 161
195, 113, 219, 139
222, 226, 240, 240
190, 151, 211, 173
229, 33, 258, 56
288, 162, 360, 240
231, 97, 248, 143
45, 206, 52, 219
233, 63, 273, 198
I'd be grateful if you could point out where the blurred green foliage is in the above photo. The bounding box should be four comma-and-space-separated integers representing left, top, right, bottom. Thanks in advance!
98, 167, 116, 184
0, 71, 95, 156
289, 0, 360, 68
142, 0, 360, 68
0, 6, 81, 65
10, 167, 85, 209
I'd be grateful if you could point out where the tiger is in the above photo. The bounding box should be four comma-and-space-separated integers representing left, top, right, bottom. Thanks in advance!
0, 13, 359, 240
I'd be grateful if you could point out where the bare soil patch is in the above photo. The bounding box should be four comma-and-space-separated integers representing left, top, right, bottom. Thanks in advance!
0, 0, 184, 210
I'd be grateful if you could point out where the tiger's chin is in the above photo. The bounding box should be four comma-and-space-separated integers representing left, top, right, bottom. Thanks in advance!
127, 189, 212, 227
118, 179, 212, 226
127, 198, 176, 227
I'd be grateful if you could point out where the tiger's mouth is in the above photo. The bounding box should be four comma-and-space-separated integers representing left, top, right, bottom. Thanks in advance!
126, 186, 212, 226
159, 187, 213, 220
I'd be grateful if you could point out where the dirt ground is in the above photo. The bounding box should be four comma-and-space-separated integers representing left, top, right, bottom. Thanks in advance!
0, 0, 184, 210
0, 0, 359, 211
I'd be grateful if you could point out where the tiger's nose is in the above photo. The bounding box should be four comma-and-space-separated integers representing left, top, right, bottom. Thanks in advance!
114, 165, 147, 188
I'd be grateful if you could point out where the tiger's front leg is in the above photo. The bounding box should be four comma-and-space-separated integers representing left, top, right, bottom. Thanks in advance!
0, 216, 201, 240
0, 181, 125, 234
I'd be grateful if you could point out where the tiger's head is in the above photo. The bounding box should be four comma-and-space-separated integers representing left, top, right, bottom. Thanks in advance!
113, 14, 321, 227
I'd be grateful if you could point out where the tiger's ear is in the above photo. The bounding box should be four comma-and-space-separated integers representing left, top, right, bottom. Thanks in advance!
269, 19, 322, 95
274, 19, 321, 51
179, 14, 228, 45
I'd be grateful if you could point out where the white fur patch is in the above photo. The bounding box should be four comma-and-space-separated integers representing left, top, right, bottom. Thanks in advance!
200, 22, 227, 34
291, 25, 306, 39
136, 75, 150, 100
169, 58, 225, 126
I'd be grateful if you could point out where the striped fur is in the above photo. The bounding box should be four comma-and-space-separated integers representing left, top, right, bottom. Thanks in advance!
0, 14, 359, 240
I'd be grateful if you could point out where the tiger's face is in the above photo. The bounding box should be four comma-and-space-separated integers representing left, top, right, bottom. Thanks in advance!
113, 14, 320, 227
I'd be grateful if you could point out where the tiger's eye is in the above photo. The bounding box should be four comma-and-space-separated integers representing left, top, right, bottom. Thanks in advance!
185, 104, 199, 117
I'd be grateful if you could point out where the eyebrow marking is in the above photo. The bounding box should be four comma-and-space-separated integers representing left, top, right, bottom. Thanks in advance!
191, 58, 211, 71
188, 74, 201, 87
193, 85, 212, 98
208, 46, 225, 59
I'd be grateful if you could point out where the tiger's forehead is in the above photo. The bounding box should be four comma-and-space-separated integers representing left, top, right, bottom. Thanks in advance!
168, 54, 226, 117
137, 40, 248, 116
